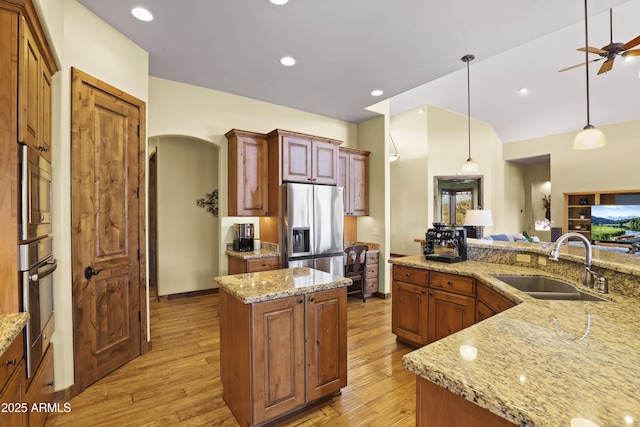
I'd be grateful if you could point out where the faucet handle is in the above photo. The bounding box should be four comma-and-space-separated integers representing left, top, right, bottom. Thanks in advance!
595, 276, 609, 294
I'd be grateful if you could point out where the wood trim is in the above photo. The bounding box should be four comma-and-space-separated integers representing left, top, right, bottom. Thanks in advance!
157, 288, 218, 302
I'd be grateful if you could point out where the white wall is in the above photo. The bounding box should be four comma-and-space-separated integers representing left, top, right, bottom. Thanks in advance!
148, 77, 358, 275
36, 0, 149, 391
504, 120, 640, 230
156, 137, 218, 296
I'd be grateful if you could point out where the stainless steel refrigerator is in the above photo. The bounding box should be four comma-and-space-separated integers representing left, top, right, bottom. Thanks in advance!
283, 183, 344, 275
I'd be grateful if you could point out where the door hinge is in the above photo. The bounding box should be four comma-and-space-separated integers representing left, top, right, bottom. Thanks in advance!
137, 124, 140, 136
138, 311, 141, 322
136, 187, 140, 199
137, 249, 140, 261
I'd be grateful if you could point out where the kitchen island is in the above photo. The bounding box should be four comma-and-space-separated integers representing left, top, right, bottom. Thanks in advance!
214, 267, 351, 427
391, 244, 640, 427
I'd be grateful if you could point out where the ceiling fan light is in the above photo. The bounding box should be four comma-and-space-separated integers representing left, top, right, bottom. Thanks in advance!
389, 153, 400, 162
461, 158, 479, 174
574, 126, 606, 150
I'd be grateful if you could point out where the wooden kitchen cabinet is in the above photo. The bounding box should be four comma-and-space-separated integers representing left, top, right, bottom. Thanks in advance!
0, 331, 26, 427
363, 251, 379, 297
25, 344, 55, 427
269, 130, 340, 185
392, 267, 477, 346
226, 129, 269, 216
392, 265, 429, 346
476, 282, 515, 322
18, 15, 54, 163
338, 147, 370, 216
221, 287, 347, 426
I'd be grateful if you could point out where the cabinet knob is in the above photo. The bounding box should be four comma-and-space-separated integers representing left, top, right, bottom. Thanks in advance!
429, 292, 434, 296
297, 298, 303, 304
5, 358, 16, 366
405, 273, 410, 278
421, 289, 426, 294
46, 381, 54, 387
309, 296, 315, 302
447, 281, 453, 285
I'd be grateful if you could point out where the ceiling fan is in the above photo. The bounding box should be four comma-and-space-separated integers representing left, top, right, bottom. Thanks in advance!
559, 8, 640, 74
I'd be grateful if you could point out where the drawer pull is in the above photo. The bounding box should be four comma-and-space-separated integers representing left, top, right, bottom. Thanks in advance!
405, 273, 411, 277
5, 358, 16, 366
447, 281, 453, 285
46, 381, 54, 387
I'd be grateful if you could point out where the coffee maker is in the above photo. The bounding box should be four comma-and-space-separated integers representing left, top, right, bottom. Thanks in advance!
233, 223, 254, 252
424, 223, 467, 263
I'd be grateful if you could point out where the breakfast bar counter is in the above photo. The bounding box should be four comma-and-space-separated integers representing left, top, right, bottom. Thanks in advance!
391, 253, 640, 427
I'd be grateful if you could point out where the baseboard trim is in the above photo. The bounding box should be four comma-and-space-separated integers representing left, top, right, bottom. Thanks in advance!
373, 291, 392, 299
157, 288, 219, 302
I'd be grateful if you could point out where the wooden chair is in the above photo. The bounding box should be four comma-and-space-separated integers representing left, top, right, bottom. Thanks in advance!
344, 245, 368, 302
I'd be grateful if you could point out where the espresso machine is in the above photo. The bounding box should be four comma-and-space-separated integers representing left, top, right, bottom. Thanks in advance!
424, 223, 467, 263
233, 223, 254, 252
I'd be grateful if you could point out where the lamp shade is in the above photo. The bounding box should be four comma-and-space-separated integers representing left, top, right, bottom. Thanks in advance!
573, 126, 606, 150
461, 158, 479, 174
463, 210, 493, 227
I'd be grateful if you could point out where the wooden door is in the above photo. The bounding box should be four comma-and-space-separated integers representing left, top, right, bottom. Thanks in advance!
305, 288, 347, 401
311, 140, 337, 185
252, 295, 305, 423
18, 16, 40, 151
282, 136, 312, 183
148, 149, 158, 294
392, 280, 428, 346
428, 290, 475, 343
71, 68, 146, 392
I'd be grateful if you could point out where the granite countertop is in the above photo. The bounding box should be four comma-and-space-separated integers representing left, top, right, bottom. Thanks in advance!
213, 267, 352, 304
225, 241, 280, 260
0, 312, 29, 356
391, 255, 640, 427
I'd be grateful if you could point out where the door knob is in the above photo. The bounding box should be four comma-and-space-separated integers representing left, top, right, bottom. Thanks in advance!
84, 266, 104, 280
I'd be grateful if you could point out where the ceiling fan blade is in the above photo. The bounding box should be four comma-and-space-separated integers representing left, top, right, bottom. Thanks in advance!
578, 46, 607, 55
621, 34, 640, 50
622, 49, 640, 57
597, 59, 614, 75
558, 58, 602, 72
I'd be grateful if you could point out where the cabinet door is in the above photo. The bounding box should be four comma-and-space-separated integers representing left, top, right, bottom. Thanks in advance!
39, 67, 52, 163
428, 289, 475, 343
392, 280, 428, 346
252, 295, 305, 424
311, 140, 338, 185
282, 136, 312, 183
348, 152, 369, 216
25, 344, 54, 427
229, 135, 269, 216
18, 17, 41, 151
475, 300, 495, 323
338, 150, 350, 213
305, 288, 347, 401
0, 362, 27, 427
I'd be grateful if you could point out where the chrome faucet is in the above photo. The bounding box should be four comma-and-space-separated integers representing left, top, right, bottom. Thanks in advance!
549, 232, 596, 289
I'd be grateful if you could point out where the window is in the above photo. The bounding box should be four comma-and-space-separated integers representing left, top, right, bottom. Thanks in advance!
441, 189, 473, 225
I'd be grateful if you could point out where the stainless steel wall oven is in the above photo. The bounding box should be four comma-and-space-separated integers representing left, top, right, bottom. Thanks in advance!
19, 237, 56, 378
19, 144, 52, 242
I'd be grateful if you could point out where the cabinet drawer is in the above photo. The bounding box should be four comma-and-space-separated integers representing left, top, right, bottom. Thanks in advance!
364, 278, 378, 295
365, 263, 378, 279
477, 282, 515, 314
26, 344, 54, 427
1, 331, 24, 391
393, 265, 428, 286
430, 272, 475, 296
246, 257, 280, 272
365, 252, 378, 265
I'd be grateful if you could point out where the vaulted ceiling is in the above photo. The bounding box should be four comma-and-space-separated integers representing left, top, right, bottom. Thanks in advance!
77, 0, 639, 143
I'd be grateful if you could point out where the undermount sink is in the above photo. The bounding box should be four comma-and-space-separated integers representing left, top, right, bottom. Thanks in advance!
492, 275, 608, 302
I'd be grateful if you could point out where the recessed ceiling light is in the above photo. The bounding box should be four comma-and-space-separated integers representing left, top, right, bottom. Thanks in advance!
131, 7, 153, 21
270, 0, 289, 5
519, 88, 528, 94
371, 89, 384, 97
280, 56, 296, 66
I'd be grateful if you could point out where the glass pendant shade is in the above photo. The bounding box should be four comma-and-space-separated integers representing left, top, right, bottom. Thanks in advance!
389, 153, 400, 162
461, 158, 479, 174
574, 125, 606, 150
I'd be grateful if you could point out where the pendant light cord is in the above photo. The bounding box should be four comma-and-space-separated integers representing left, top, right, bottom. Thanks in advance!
584, 0, 591, 127
462, 54, 475, 160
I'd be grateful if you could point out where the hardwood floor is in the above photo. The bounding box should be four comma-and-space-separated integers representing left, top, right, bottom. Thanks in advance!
46, 292, 416, 426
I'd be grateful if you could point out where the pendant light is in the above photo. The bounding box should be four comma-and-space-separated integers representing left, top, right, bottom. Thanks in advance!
574, 0, 606, 150
389, 133, 400, 162
461, 54, 479, 174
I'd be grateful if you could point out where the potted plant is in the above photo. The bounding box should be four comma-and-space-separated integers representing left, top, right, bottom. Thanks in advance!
579, 208, 586, 219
